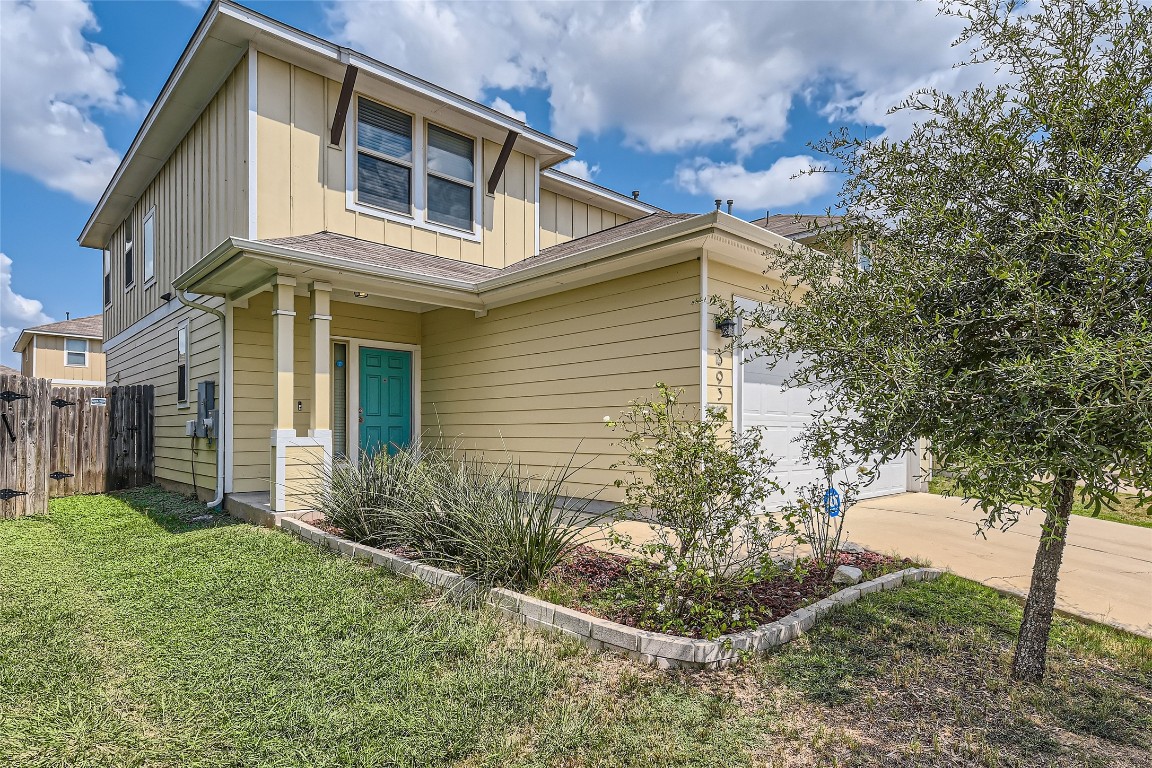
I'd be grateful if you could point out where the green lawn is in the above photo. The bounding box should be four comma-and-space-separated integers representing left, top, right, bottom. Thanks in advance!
929, 477, 1152, 528
1, 488, 1149, 768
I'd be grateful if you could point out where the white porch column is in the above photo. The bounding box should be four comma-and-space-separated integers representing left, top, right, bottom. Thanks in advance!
270, 275, 297, 511
309, 281, 333, 464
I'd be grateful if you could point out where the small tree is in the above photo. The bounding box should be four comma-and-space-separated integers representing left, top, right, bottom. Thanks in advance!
606, 383, 790, 636
732, 0, 1151, 681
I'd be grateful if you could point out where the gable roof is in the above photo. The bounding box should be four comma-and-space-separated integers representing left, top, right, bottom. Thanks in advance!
751, 214, 842, 240
12, 314, 103, 354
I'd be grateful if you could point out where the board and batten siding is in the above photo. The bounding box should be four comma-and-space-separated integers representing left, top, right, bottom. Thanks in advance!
256, 52, 538, 268
104, 301, 223, 497
103, 58, 249, 340
231, 291, 422, 492
421, 260, 703, 499
538, 188, 633, 250
26, 337, 106, 384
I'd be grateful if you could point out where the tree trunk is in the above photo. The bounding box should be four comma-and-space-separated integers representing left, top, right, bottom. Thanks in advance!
1011, 472, 1077, 683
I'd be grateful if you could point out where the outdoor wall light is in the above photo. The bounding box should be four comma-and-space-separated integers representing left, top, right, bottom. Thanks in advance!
353, 291, 369, 298
715, 316, 737, 338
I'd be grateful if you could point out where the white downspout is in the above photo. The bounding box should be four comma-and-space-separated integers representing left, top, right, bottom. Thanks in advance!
178, 290, 226, 508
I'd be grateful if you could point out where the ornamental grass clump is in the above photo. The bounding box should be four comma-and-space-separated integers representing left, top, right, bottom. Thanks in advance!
606, 383, 792, 638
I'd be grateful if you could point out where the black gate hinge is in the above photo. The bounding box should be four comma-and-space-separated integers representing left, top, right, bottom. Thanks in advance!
49, 472, 74, 480
51, 398, 76, 408
0, 390, 29, 403
0, 488, 27, 501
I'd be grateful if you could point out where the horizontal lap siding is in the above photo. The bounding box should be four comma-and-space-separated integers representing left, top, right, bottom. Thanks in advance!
256, 53, 535, 268
231, 292, 420, 492
538, 189, 632, 250
104, 58, 248, 340
421, 260, 702, 499
104, 301, 223, 495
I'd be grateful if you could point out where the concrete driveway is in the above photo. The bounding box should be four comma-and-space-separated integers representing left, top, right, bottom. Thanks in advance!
847, 493, 1152, 636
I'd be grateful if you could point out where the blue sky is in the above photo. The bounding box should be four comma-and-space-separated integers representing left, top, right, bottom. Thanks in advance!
0, 0, 975, 367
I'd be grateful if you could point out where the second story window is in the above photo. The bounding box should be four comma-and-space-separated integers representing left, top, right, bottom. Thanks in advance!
103, 248, 111, 307
356, 98, 412, 214
124, 218, 134, 289
65, 339, 88, 367
426, 124, 474, 230
143, 207, 156, 283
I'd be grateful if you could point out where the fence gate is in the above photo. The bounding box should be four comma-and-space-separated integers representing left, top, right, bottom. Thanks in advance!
0, 374, 154, 519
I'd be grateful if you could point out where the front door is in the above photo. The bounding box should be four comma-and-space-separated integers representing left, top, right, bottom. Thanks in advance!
359, 347, 412, 455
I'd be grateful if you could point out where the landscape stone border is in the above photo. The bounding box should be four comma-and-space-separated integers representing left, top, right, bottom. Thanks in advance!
281, 517, 943, 669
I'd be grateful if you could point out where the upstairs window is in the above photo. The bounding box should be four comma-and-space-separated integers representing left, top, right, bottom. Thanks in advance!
124, 218, 134, 288
103, 248, 111, 307
65, 339, 88, 367
356, 98, 413, 214
426, 124, 474, 230
143, 207, 156, 283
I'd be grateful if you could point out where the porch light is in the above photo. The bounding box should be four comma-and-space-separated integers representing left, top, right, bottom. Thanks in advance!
353, 291, 369, 298
715, 316, 737, 338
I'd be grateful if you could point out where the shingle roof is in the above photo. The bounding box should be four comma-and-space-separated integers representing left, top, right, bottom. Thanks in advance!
750, 214, 841, 240
263, 213, 699, 284
24, 314, 103, 338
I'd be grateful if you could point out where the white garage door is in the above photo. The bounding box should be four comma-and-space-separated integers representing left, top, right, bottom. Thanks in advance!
738, 347, 908, 501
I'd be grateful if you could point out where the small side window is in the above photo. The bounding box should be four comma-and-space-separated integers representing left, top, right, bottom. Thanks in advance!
124, 218, 135, 288
856, 239, 873, 272
103, 248, 111, 307
143, 208, 156, 283
177, 322, 189, 406
65, 338, 88, 367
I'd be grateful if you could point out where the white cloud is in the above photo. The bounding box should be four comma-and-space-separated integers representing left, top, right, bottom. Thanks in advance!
0, 253, 53, 368
489, 97, 528, 124
327, 1, 980, 156
675, 155, 833, 211
0, 0, 135, 203
554, 159, 600, 181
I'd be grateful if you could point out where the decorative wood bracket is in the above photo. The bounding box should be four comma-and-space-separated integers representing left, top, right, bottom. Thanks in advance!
486, 130, 520, 195
330, 64, 360, 146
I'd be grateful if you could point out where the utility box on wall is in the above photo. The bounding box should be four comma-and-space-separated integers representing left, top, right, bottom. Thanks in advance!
185, 380, 218, 439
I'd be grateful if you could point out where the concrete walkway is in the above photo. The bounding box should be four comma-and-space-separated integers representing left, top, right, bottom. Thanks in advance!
847, 493, 1152, 636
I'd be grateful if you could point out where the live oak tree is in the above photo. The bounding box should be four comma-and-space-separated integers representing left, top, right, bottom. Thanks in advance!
730, 0, 1151, 682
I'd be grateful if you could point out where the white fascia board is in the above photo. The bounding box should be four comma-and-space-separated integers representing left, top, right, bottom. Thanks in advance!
540, 169, 663, 216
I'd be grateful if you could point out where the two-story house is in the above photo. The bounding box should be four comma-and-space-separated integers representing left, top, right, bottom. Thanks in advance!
80, 1, 923, 519
11, 314, 106, 386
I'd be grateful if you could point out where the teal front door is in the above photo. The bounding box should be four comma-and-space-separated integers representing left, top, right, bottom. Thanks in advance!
359, 347, 412, 455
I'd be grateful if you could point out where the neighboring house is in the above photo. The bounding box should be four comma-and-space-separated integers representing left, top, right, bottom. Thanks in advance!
79, 1, 925, 515
11, 315, 106, 386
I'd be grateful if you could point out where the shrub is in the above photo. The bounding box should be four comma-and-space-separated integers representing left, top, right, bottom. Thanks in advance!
781, 442, 868, 571
606, 383, 791, 637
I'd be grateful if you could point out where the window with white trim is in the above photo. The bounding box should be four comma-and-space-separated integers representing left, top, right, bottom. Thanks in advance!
177, 322, 189, 406
65, 338, 88, 367
124, 218, 134, 288
426, 123, 475, 230
356, 98, 413, 215
143, 207, 156, 283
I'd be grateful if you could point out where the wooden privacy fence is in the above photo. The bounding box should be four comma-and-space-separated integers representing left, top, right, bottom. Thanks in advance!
0, 374, 154, 519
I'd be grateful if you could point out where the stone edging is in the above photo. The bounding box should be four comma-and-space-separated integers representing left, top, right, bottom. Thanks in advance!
280, 517, 943, 669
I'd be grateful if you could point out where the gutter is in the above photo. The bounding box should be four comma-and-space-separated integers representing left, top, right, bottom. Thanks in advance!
177, 290, 226, 509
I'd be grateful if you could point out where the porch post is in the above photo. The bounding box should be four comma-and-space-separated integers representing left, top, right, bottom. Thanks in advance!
270, 275, 296, 511
309, 281, 333, 461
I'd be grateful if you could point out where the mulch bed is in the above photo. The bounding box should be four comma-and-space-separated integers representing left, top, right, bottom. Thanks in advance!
539, 545, 917, 638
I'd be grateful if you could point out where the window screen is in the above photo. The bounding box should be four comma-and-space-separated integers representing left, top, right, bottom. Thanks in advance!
357, 99, 412, 213
426, 124, 474, 230
65, 339, 87, 367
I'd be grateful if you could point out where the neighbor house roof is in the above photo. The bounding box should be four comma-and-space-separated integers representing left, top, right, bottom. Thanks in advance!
12, 314, 104, 354
751, 214, 842, 240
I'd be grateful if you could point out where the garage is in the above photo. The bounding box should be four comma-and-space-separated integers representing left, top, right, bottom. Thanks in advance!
736, 339, 909, 502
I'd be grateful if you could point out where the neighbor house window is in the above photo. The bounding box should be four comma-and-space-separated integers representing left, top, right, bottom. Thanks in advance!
426, 123, 474, 230
856, 239, 873, 272
65, 339, 88, 367
142, 207, 156, 283
356, 98, 413, 214
124, 218, 134, 288
103, 248, 111, 306
177, 322, 189, 406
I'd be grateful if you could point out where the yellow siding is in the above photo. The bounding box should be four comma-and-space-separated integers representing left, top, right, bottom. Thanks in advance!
28, 337, 106, 383
282, 445, 324, 511
706, 260, 780, 425
231, 292, 421, 491
104, 58, 249, 339
104, 301, 223, 494
538, 189, 633, 250
421, 260, 702, 499
255, 52, 535, 268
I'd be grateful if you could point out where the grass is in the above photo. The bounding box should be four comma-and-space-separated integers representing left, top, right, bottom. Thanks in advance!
929, 476, 1152, 528
1, 487, 1149, 767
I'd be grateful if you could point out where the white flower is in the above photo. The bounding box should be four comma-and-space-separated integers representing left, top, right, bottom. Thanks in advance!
656, 603, 665, 612
732, 609, 742, 622
668, 564, 676, 573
